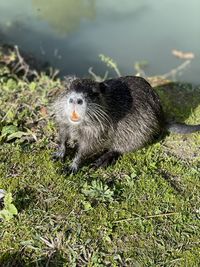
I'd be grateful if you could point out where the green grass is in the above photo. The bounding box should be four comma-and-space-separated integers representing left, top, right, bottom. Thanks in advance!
0, 58, 200, 266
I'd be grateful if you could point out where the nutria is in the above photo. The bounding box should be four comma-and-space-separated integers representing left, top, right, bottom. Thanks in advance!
52, 76, 200, 173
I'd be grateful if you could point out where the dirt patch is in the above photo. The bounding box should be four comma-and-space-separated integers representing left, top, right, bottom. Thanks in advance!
163, 134, 200, 162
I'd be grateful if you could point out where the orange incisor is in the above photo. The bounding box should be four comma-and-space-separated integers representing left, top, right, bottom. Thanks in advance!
70, 110, 80, 121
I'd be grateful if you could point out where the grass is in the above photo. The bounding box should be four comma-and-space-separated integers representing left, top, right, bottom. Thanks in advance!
0, 50, 200, 266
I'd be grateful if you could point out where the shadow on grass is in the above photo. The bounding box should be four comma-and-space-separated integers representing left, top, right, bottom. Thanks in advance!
0, 250, 65, 267
14, 187, 38, 212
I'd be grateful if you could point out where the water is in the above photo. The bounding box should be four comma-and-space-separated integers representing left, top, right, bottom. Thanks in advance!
0, 0, 200, 83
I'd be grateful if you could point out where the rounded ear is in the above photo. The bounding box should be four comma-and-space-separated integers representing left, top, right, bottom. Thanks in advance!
92, 85, 100, 94
63, 75, 78, 89
99, 81, 109, 94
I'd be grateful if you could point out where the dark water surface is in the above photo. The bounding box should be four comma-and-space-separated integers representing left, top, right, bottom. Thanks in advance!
0, 0, 200, 83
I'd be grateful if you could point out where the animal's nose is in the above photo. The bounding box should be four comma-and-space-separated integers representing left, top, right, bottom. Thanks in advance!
77, 98, 83, 105
69, 97, 83, 105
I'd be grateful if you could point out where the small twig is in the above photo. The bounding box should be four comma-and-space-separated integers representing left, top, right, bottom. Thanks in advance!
134, 61, 148, 77
161, 60, 191, 79
14, 45, 24, 64
99, 54, 121, 77
88, 67, 108, 82
49, 67, 59, 80
145, 212, 179, 219
13, 45, 39, 80
39, 236, 55, 249
113, 65, 121, 77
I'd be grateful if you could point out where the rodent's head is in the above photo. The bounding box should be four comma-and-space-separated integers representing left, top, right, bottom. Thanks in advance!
65, 78, 106, 126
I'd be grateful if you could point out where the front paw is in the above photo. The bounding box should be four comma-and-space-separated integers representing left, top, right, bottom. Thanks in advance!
62, 164, 78, 175
52, 150, 65, 162
69, 162, 79, 174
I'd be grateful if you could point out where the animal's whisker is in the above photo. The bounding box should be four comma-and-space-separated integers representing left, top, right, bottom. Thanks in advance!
53, 76, 200, 173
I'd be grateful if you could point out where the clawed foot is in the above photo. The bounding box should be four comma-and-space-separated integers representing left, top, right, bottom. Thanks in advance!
69, 162, 79, 174
52, 150, 65, 162
53, 150, 120, 173
62, 164, 79, 175
53, 150, 81, 175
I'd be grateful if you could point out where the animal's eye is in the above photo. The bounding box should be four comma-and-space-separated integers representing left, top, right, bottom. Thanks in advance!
77, 99, 83, 105
69, 98, 73, 103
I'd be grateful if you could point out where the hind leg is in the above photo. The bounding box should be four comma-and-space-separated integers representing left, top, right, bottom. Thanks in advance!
93, 151, 120, 168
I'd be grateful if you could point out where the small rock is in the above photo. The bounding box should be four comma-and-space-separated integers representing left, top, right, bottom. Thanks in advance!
0, 189, 6, 200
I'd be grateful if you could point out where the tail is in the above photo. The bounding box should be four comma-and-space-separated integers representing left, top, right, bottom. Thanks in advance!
166, 122, 200, 134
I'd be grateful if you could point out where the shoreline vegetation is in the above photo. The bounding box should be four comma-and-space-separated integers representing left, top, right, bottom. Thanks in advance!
0, 44, 200, 266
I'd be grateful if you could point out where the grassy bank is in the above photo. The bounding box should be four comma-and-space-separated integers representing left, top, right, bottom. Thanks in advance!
0, 49, 200, 266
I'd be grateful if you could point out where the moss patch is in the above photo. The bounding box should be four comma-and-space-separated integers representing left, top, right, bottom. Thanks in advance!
0, 56, 200, 266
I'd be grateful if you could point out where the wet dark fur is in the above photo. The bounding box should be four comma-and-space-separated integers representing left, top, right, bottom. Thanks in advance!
53, 76, 200, 172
